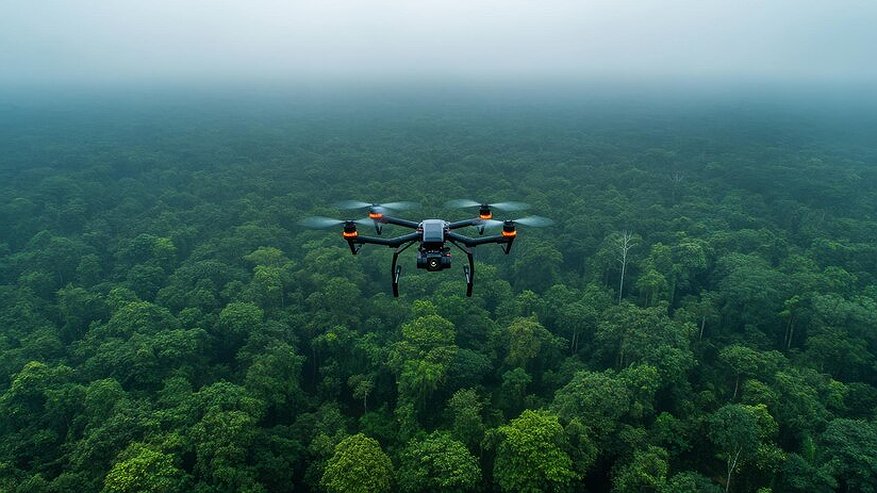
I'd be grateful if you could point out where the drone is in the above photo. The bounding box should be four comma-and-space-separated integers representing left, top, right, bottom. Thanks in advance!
301, 200, 552, 297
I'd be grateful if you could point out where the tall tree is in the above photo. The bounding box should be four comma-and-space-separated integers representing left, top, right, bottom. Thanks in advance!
616, 231, 637, 303
612, 445, 670, 493
102, 443, 189, 493
397, 432, 481, 493
708, 404, 778, 493
493, 410, 577, 493
321, 434, 394, 493
818, 419, 877, 493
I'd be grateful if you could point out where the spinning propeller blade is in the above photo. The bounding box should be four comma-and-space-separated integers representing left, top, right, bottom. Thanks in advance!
445, 199, 482, 209
337, 200, 419, 212
514, 216, 554, 227
300, 216, 372, 228
337, 200, 372, 210
445, 199, 530, 211
379, 201, 419, 210
479, 216, 554, 229
489, 201, 530, 211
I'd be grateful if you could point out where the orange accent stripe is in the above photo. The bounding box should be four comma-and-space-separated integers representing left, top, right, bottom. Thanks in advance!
502, 229, 517, 238
479, 212, 492, 219
342, 231, 358, 238
369, 212, 383, 219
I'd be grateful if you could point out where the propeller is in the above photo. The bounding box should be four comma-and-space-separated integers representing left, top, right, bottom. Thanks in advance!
445, 199, 530, 212
299, 216, 373, 229
479, 216, 554, 229
337, 200, 419, 213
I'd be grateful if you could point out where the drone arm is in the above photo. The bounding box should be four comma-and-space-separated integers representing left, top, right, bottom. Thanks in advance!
447, 231, 514, 254
381, 216, 420, 229
448, 218, 483, 230
446, 231, 508, 247
353, 231, 420, 248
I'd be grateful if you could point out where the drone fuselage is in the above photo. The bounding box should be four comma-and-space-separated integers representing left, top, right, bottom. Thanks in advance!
416, 219, 452, 271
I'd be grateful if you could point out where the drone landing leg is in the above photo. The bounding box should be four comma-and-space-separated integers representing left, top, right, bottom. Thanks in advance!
392, 265, 401, 297
463, 250, 474, 297
449, 240, 475, 297
391, 241, 415, 297
391, 250, 401, 297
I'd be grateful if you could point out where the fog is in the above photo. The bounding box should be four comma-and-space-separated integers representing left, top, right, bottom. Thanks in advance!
2, 0, 876, 88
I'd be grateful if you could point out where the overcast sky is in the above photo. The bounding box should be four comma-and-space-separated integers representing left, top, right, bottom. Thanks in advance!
2, 0, 876, 86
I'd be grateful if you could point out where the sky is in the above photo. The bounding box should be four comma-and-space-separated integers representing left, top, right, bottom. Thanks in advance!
2, 0, 876, 87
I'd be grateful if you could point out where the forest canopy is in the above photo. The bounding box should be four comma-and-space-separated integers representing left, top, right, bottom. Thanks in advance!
0, 92, 876, 492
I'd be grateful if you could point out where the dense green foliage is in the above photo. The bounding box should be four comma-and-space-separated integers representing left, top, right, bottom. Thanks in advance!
1, 92, 876, 492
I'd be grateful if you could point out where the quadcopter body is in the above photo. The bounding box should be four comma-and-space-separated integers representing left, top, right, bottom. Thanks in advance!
303, 200, 550, 297
417, 219, 452, 271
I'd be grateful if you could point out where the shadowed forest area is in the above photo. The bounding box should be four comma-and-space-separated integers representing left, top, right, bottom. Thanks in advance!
1, 91, 876, 492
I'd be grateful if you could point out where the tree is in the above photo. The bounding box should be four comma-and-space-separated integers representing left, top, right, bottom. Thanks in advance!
771, 368, 834, 440
596, 302, 694, 379
802, 293, 876, 380
675, 291, 719, 341
101, 299, 180, 338
660, 471, 721, 493
708, 404, 778, 493
499, 367, 532, 417
56, 285, 107, 342
397, 432, 481, 492
718, 344, 784, 400
495, 316, 559, 369
0, 361, 81, 473
218, 302, 264, 341
553, 365, 659, 448
779, 452, 836, 493
555, 300, 597, 355
493, 410, 577, 493
447, 388, 486, 451
616, 231, 638, 303
215, 302, 264, 360
389, 309, 458, 406
715, 253, 788, 335
243, 343, 304, 415
543, 284, 612, 354
102, 443, 188, 493
347, 374, 375, 413
321, 434, 393, 493
635, 268, 668, 307
818, 419, 877, 493
612, 445, 669, 493
512, 240, 563, 292
191, 409, 262, 491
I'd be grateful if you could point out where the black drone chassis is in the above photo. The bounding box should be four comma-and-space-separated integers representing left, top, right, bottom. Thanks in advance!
343, 215, 515, 297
